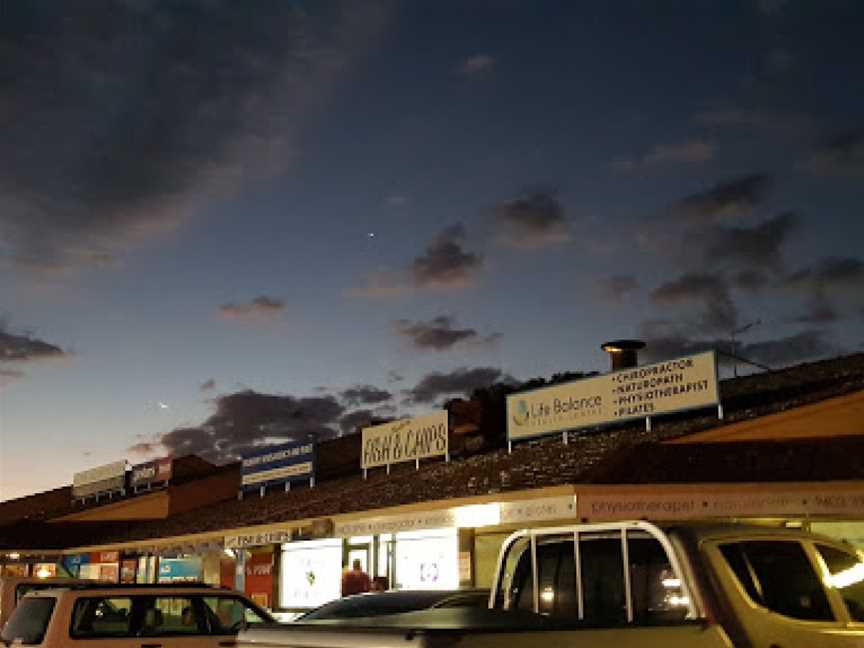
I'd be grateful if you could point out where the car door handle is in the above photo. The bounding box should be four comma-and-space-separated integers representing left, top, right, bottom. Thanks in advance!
219, 642, 235, 647
141, 644, 162, 648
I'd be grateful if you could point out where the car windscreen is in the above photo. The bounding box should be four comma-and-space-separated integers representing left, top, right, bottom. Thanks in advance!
1, 597, 56, 645
301, 592, 455, 620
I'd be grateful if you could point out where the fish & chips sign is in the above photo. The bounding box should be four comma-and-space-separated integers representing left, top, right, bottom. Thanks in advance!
361, 411, 448, 470
507, 351, 720, 441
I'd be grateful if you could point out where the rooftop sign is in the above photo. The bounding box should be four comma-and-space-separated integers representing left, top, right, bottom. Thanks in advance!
72, 460, 128, 499
130, 457, 173, 489
361, 411, 448, 470
507, 351, 719, 441
241, 441, 315, 491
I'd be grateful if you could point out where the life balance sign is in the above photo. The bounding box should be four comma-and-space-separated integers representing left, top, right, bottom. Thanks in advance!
506, 351, 721, 445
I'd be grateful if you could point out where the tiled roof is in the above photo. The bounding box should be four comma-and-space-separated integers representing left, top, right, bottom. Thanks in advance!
3, 353, 864, 551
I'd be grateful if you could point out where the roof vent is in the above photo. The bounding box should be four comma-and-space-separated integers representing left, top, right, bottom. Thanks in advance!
601, 339, 645, 371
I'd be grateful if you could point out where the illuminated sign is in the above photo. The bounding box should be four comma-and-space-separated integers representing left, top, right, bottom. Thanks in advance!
241, 442, 315, 490
507, 351, 719, 441
361, 411, 448, 470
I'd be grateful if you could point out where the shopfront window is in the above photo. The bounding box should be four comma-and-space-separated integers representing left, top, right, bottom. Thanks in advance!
393, 528, 458, 590
280, 539, 343, 608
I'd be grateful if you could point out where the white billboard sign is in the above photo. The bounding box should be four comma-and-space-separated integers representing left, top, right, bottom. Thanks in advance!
361, 410, 448, 469
507, 351, 719, 441
72, 460, 128, 498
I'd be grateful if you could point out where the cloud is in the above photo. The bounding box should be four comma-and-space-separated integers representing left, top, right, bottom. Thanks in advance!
756, 0, 790, 15
612, 139, 714, 171
807, 129, 864, 178
785, 257, 864, 292
338, 408, 377, 435
349, 269, 412, 299
395, 316, 500, 351
598, 275, 641, 302
385, 194, 409, 207
0, 327, 68, 363
651, 273, 738, 334
640, 321, 831, 369
695, 109, 812, 135
741, 330, 833, 367
404, 366, 513, 405
219, 296, 285, 321
732, 270, 768, 292
459, 54, 496, 77
0, 2, 388, 273
671, 174, 772, 223
411, 224, 482, 289
701, 211, 798, 269
200, 379, 216, 392
135, 389, 348, 463
493, 191, 571, 250
339, 384, 393, 406
785, 256, 864, 322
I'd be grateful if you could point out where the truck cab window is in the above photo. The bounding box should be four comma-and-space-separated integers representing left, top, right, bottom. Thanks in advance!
817, 544, 864, 622
628, 535, 688, 624
720, 541, 833, 622
581, 537, 626, 624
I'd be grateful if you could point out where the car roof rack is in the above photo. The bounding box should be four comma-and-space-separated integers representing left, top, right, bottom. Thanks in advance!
63, 582, 227, 591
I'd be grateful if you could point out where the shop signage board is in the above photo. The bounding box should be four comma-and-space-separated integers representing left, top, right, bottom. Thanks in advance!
241, 441, 315, 491
361, 410, 448, 470
507, 351, 720, 442
334, 495, 577, 537
72, 460, 128, 499
225, 529, 293, 549
579, 486, 864, 520
129, 457, 172, 488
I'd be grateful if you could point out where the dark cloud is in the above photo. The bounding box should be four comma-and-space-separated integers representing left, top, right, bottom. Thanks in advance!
702, 211, 798, 269
671, 174, 772, 223
732, 270, 768, 292
651, 273, 738, 334
200, 379, 216, 392
0, 2, 388, 272
404, 366, 514, 405
395, 316, 499, 351
740, 330, 833, 367
135, 389, 347, 463
640, 321, 831, 370
339, 384, 393, 406
219, 296, 285, 321
493, 191, 570, 250
611, 139, 714, 172
695, 109, 812, 136
338, 409, 376, 435
411, 224, 482, 289
785, 256, 864, 323
807, 129, 864, 177
0, 326, 67, 363
786, 257, 864, 292
598, 275, 641, 302
459, 54, 496, 77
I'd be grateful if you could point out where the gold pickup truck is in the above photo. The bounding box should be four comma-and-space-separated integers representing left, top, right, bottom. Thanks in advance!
239, 521, 864, 648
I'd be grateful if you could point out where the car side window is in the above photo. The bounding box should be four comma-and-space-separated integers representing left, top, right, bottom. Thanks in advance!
70, 597, 134, 638
817, 544, 864, 622
201, 596, 268, 634
720, 541, 834, 622
148, 597, 202, 635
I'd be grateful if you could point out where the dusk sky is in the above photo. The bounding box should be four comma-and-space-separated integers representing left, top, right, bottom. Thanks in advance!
1, 0, 863, 500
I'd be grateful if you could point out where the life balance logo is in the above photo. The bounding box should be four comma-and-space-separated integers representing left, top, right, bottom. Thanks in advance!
512, 399, 530, 426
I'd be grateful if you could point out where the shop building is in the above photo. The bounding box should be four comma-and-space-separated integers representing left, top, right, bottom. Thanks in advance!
1, 353, 864, 616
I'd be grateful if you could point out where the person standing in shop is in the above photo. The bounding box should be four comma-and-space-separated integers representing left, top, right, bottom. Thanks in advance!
341, 558, 371, 596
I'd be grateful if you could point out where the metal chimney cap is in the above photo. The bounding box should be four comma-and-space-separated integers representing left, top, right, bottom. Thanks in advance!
601, 339, 646, 353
